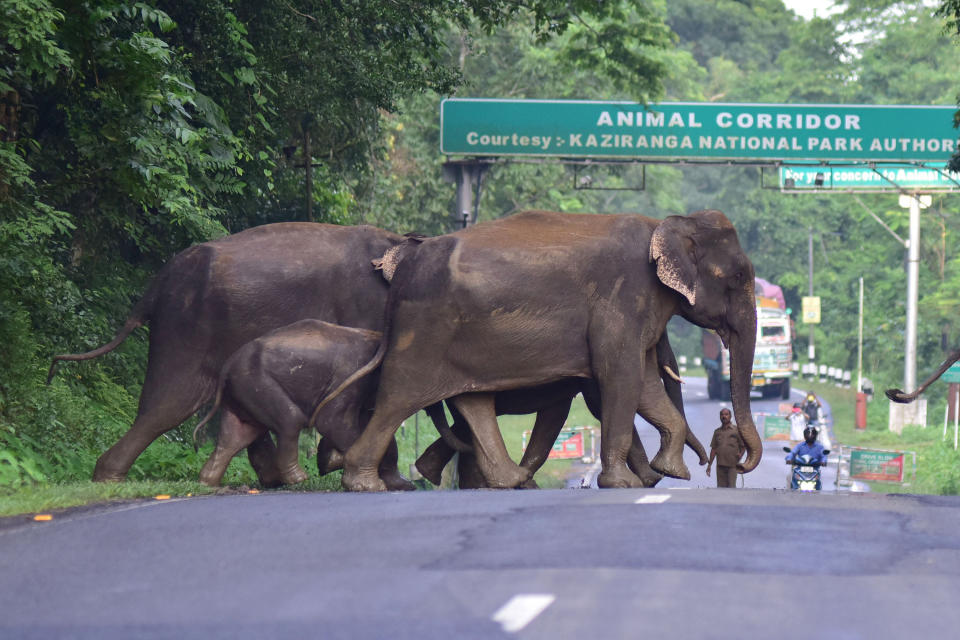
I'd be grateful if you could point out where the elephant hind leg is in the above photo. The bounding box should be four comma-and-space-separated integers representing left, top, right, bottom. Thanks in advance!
247, 433, 283, 488
199, 410, 263, 486
450, 393, 529, 489
379, 438, 415, 491
316, 437, 345, 475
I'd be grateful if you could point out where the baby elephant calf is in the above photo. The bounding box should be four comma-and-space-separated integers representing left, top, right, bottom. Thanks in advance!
194, 319, 392, 488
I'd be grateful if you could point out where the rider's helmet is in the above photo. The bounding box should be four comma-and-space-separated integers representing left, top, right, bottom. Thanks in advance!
792, 402, 802, 411
803, 425, 818, 444
806, 393, 816, 403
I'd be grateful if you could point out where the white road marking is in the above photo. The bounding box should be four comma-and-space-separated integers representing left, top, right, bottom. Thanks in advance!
492, 594, 556, 633
634, 494, 672, 504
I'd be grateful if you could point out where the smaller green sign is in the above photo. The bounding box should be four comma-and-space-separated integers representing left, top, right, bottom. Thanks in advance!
779, 163, 960, 191
850, 449, 905, 483
941, 362, 960, 384
763, 416, 791, 440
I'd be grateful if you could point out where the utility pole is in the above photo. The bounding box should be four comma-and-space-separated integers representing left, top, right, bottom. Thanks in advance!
899, 193, 931, 394
808, 227, 815, 364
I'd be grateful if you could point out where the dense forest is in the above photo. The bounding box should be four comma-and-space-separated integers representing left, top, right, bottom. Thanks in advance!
3, 0, 960, 488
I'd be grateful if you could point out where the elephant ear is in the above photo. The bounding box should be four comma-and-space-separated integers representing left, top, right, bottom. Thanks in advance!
649, 216, 698, 306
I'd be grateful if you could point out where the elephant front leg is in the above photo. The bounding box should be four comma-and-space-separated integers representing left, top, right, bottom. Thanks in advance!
450, 393, 530, 489
626, 430, 664, 488
636, 357, 690, 480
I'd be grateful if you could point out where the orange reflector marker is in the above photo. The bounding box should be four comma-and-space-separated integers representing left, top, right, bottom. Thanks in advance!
154, 495, 171, 500
33, 514, 53, 521
248, 489, 260, 494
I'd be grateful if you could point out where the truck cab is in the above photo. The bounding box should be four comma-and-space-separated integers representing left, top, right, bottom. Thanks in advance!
703, 294, 793, 400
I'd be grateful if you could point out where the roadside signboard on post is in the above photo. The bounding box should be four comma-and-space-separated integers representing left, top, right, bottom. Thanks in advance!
846, 447, 915, 483
801, 297, 821, 324
441, 99, 956, 162
521, 426, 597, 462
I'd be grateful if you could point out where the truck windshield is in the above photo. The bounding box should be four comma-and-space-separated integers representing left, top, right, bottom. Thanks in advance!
760, 325, 785, 338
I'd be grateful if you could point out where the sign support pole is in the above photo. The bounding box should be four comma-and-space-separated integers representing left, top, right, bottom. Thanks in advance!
903, 196, 920, 394
899, 194, 932, 395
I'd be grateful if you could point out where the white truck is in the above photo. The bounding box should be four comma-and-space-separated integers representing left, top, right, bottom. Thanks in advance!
703, 281, 793, 400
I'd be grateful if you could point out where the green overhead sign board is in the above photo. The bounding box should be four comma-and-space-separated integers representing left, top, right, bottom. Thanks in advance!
440, 99, 957, 163
779, 163, 960, 191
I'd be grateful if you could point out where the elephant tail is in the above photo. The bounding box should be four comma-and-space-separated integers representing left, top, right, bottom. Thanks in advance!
424, 402, 472, 453
192, 380, 226, 451
308, 338, 387, 429
46, 280, 159, 384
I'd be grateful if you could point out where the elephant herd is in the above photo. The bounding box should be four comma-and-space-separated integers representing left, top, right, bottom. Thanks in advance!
48, 209, 763, 491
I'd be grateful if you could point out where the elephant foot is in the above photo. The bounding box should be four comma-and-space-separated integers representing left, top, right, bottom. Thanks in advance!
635, 467, 663, 488
481, 462, 531, 489
650, 450, 690, 480
316, 440, 345, 475
198, 470, 222, 487
342, 468, 388, 492
597, 465, 645, 488
415, 458, 444, 486
457, 454, 488, 489
519, 476, 540, 490
281, 465, 309, 486
414, 443, 451, 486
381, 469, 416, 491
92, 460, 127, 483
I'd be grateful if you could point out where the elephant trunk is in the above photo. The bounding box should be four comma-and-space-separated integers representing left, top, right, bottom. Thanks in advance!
728, 319, 762, 473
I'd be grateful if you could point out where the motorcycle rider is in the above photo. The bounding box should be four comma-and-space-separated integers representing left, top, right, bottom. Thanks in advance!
785, 425, 829, 489
802, 392, 822, 425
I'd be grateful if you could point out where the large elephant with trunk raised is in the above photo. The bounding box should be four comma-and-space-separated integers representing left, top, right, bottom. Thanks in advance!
321, 209, 761, 492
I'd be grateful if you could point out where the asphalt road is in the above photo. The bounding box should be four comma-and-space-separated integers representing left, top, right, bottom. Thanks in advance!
4, 378, 946, 639
3, 487, 960, 639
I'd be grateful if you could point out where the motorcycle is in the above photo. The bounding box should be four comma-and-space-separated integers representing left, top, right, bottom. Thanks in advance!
782, 445, 831, 491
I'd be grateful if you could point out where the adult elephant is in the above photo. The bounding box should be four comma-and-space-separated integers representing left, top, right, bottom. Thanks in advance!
48, 221, 681, 489
886, 347, 960, 403
322, 209, 761, 491
47, 223, 411, 486
414, 333, 706, 489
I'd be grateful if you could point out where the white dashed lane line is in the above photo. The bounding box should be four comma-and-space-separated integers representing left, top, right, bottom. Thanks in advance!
634, 494, 672, 504
492, 594, 556, 633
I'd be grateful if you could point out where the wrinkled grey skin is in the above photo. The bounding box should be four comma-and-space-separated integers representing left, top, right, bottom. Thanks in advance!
47, 223, 406, 484
373, 238, 706, 489
322, 210, 760, 492
416, 333, 707, 489
193, 320, 415, 488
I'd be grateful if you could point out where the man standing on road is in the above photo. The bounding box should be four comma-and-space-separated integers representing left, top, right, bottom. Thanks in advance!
706, 408, 745, 488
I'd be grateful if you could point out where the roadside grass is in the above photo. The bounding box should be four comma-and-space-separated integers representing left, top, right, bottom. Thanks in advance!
796, 380, 960, 495
1, 398, 591, 517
